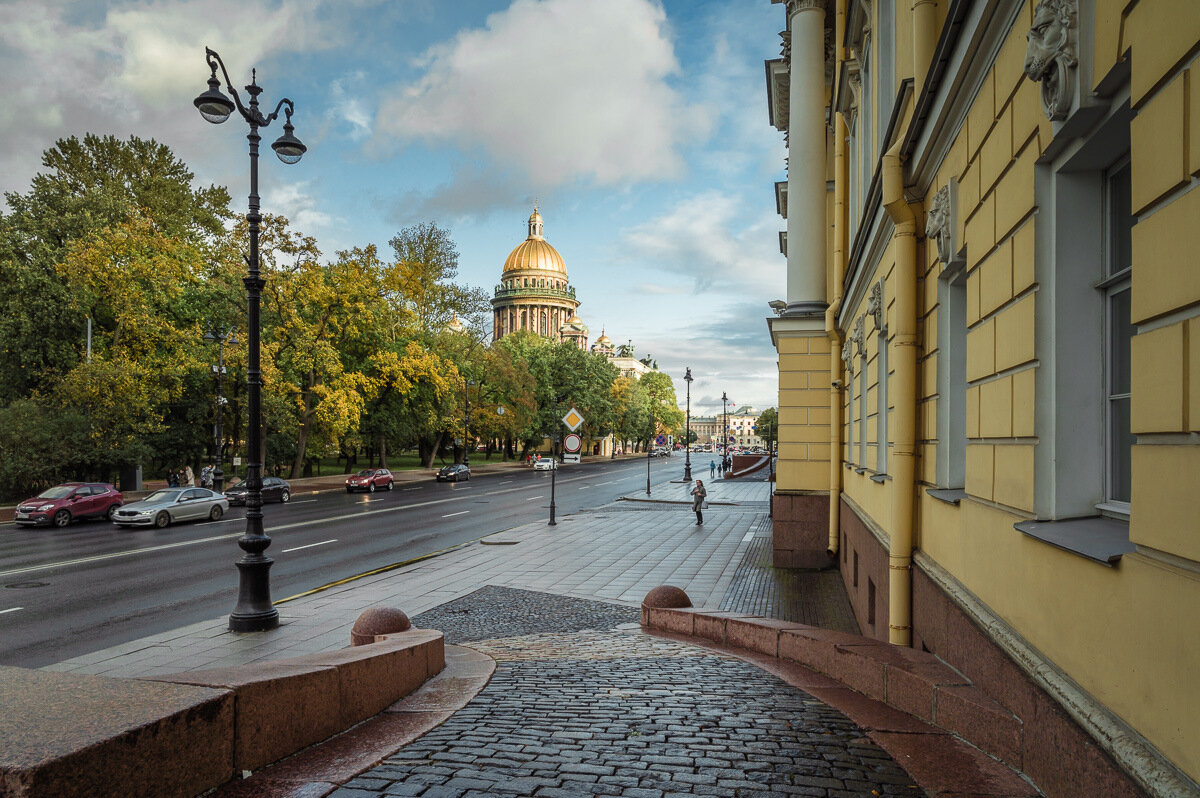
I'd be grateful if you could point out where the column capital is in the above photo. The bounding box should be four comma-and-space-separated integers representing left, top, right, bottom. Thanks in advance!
783, 0, 825, 15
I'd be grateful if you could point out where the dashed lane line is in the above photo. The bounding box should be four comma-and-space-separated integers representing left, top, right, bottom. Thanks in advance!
282, 539, 337, 553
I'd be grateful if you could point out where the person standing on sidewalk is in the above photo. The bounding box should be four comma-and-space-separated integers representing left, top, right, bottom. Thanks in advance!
690, 479, 707, 525
184, 464, 195, 487
709, 459, 716, 478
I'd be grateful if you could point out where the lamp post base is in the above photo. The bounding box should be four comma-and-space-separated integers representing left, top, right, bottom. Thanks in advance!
229, 555, 279, 632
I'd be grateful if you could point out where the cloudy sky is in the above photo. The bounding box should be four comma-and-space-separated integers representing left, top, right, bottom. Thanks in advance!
0, 0, 788, 416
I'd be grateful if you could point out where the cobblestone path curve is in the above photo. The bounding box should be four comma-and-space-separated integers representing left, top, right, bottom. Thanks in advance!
331, 588, 924, 798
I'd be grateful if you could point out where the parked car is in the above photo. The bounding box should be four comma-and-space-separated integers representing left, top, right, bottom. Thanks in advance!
112, 488, 229, 529
345, 468, 394, 493
224, 476, 291, 506
436, 464, 471, 482
533, 458, 558, 471
14, 483, 123, 528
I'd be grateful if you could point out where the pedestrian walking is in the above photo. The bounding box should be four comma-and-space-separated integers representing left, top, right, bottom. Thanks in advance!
690, 479, 707, 525
167, 469, 179, 488
200, 464, 214, 490
184, 464, 195, 487
709, 460, 716, 478
717, 459, 723, 477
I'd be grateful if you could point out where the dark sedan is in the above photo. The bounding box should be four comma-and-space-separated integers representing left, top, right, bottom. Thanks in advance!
436, 464, 471, 482
224, 476, 291, 506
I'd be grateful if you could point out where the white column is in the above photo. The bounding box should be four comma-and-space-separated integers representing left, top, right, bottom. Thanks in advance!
785, 0, 827, 315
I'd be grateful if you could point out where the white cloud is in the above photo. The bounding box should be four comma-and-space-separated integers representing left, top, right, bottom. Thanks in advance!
620, 191, 785, 293
0, 0, 347, 202
372, 0, 709, 189
328, 72, 372, 141
264, 180, 337, 240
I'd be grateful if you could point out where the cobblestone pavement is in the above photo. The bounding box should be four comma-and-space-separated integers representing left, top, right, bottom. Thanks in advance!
412, 586, 640, 644
334, 588, 923, 798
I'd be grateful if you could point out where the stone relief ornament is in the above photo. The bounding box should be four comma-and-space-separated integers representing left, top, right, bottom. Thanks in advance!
841, 339, 854, 369
852, 316, 866, 357
1024, 0, 1078, 122
867, 281, 885, 332
926, 183, 954, 265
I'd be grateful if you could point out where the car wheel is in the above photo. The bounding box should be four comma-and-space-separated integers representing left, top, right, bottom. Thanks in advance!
53, 510, 71, 528
368, 483, 376, 494
106, 503, 120, 521
465, 472, 470, 481
209, 505, 223, 521
280, 490, 290, 503
154, 511, 170, 529
385, 481, 393, 491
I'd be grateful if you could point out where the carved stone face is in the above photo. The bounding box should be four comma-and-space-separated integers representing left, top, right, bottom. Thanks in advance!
1024, 0, 1072, 80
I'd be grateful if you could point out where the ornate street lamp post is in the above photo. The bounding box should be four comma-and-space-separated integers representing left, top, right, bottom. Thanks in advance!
721, 391, 729, 476
683, 368, 693, 482
194, 47, 306, 633
203, 326, 236, 492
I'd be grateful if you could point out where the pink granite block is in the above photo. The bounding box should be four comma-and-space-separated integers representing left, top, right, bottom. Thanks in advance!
288, 633, 441, 728
885, 661, 969, 722
375, 628, 446, 681
935, 684, 1023, 767
778, 627, 867, 676
152, 660, 342, 773
1020, 690, 1145, 798
1, 667, 234, 798
724, 618, 809, 657
646, 607, 698, 635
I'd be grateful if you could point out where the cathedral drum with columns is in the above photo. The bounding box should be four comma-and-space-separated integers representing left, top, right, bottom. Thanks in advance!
491, 208, 588, 349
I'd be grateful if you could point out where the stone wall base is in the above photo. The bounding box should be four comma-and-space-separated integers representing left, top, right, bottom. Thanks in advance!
836, 498, 1148, 798
771, 491, 833, 569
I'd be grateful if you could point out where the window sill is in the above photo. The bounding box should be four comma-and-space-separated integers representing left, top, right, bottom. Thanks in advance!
927, 488, 967, 505
870, 473, 890, 484
854, 467, 868, 475
1013, 517, 1134, 566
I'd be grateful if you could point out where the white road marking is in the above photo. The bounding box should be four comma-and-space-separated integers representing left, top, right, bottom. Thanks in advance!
596, 480, 615, 486
402, 487, 421, 492
0, 607, 23, 615
287, 499, 318, 505
283, 539, 337, 553
525, 495, 544, 501
441, 511, 470, 518
496, 480, 513, 485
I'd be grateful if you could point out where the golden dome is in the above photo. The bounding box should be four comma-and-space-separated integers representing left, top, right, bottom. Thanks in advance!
595, 328, 612, 344
502, 207, 567, 275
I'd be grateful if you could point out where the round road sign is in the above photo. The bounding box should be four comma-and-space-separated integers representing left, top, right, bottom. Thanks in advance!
564, 433, 582, 453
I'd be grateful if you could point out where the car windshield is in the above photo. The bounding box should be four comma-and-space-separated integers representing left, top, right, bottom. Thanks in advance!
37, 486, 76, 499
355, 469, 373, 477
143, 490, 183, 503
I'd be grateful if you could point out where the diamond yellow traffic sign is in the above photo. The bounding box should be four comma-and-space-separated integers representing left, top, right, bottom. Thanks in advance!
562, 408, 584, 431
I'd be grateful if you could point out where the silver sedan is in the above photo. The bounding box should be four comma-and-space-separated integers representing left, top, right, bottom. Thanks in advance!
111, 488, 229, 529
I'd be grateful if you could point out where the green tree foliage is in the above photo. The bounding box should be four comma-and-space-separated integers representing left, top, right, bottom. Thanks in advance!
755, 407, 779, 450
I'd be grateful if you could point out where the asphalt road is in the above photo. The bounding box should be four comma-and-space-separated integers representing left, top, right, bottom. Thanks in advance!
0, 456, 686, 669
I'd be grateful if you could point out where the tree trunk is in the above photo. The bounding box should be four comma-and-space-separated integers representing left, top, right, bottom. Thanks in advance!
378, 434, 388, 468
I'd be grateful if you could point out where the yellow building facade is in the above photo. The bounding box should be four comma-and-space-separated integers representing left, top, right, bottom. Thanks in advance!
765, 1, 1200, 796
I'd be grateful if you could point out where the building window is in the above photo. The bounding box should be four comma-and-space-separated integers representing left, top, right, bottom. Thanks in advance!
1033, 92, 1133, 521
937, 261, 967, 489
1102, 159, 1132, 506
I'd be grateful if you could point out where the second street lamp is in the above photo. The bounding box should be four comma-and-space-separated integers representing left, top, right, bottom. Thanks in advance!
195, 46, 306, 633
683, 368, 693, 482
722, 391, 730, 476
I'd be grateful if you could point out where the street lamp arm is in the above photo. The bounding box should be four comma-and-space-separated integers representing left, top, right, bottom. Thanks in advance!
203, 47, 294, 129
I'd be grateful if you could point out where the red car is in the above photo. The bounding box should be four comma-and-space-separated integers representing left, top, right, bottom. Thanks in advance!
345, 468, 394, 493
14, 482, 124, 528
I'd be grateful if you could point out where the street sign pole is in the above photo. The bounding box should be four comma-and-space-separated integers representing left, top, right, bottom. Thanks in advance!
549, 423, 558, 527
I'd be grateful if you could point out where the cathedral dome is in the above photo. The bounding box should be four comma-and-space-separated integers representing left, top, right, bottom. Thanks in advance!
502, 208, 567, 274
